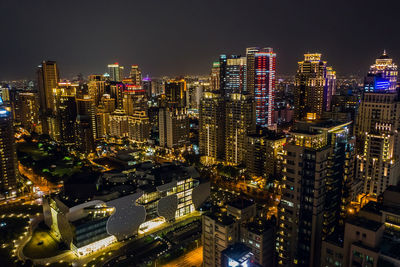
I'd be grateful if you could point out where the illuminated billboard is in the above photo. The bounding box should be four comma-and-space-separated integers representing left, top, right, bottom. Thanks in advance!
374, 77, 390, 91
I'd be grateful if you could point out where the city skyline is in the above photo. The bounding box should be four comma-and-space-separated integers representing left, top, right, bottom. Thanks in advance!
1, 0, 400, 79
2, 2, 400, 267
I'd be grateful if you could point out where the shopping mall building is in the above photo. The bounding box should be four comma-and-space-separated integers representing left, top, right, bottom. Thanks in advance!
42, 163, 210, 256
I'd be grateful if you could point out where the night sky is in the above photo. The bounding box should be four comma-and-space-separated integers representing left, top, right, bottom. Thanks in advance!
1, 0, 400, 80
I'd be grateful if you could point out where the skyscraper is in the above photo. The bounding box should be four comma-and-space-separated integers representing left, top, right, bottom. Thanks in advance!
50, 81, 79, 142
142, 76, 152, 97
121, 79, 148, 116
37, 61, 59, 114
129, 65, 142, 85
128, 111, 150, 143
225, 57, 247, 96
199, 92, 225, 165
0, 107, 17, 198
210, 61, 220, 92
107, 63, 124, 82
14, 92, 40, 133
277, 120, 354, 267
294, 53, 336, 120
159, 79, 189, 148
225, 93, 256, 165
76, 97, 96, 154
88, 75, 107, 106
245, 129, 286, 178
158, 107, 189, 148
246, 47, 276, 128
163, 79, 187, 107
367, 50, 398, 91
355, 52, 400, 197
58, 95, 77, 145
37, 61, 59, 135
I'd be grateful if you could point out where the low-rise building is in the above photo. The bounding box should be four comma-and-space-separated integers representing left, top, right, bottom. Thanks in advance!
43, 163, 210, 257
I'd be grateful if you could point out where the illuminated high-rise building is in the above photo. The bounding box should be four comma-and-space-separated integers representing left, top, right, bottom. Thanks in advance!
325, 66, 336, 112
163, 79, 187, 107
225, 57, 247, 96
58, 95, 77, 145
355, 53, 400, 197
109, 82, 125, 110
210, 61, 220, 92
0, 86, 10, 104
277, 120, 354, 267
109, 109, 129, 139
366, 50, 398, 91
225, 93, 256, 165
37, 60, 59, 114
128, 111, 150, 143
14, 92, 40, 133
246, 129, 285, 178
294, 53, 336, 120
199, 92, 225, 165
151, 78, 163, 96
121, 79, 148, 115
48, 82, 79, 142
0, 107, 17, 198
95, 94, 116, 139
88, 75, 106, 106
142, 76, 152, 97
246, 47, 276, 128
187, 80, 204, 109
159, 107, 189, 148
76, 97, 96, 154
129, 65, 142, 85
159, 79, 189, 148
37, 61, 59, 134
218, 54, 228, 94
107, 63, 124, 82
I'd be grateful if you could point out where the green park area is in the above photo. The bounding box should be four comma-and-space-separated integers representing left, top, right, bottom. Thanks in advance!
17, 141, 83, 183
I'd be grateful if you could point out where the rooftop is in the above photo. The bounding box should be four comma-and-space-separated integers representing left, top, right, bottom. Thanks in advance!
347, 216, 383, 232
205, 209, 236, 226
292, 119, 351, 134
245, 218, 274, 235
228, 198, 255, 210
58, 163, 198, 208
361, 201, 383, 216
222, 243, 253, 264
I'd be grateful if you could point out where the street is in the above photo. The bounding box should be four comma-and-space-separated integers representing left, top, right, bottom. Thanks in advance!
162, 246, 203, 267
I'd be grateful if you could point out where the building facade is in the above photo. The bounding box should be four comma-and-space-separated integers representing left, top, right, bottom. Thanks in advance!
294, 53, 336, 120
246, 47, 276, 128
225, 93, 256, 165
199, 92, 225, 165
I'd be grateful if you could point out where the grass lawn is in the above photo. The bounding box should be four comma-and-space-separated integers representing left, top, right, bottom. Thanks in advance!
18, 143, 48, 161
51, 165, 81, 177
23, 226, 66, 259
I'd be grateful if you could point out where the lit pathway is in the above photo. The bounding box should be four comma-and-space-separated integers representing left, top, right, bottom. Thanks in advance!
162, 246, 203, 267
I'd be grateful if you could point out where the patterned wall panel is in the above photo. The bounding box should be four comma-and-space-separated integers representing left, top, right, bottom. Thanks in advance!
157, 194, 178, 221
106, 192, 146, 240
192, 181, 210, 209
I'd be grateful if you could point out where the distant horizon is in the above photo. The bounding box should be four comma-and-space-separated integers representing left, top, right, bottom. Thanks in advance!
0, 70, 367, 83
